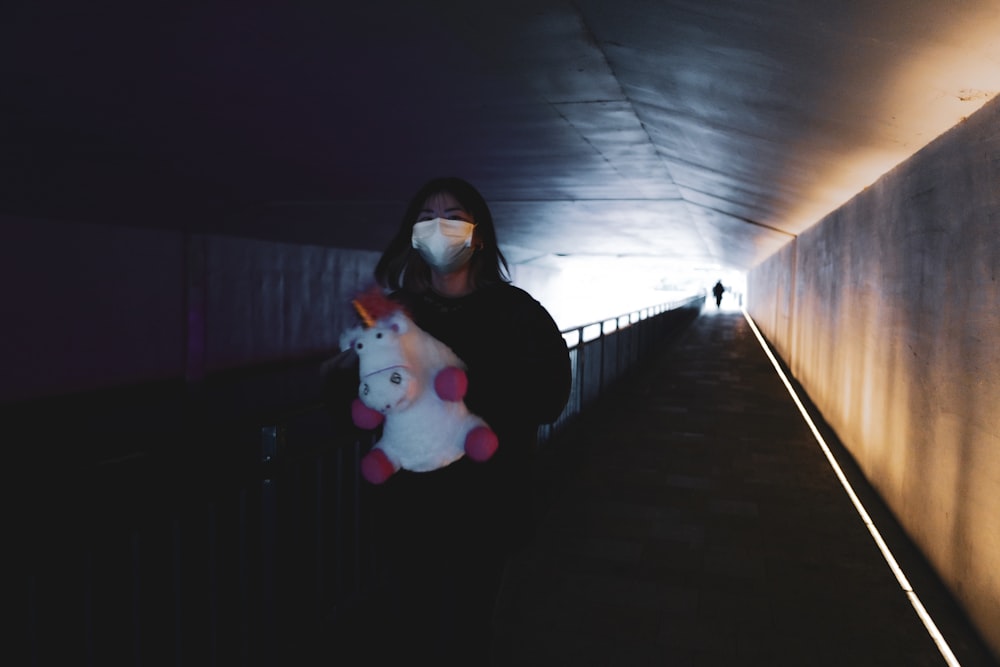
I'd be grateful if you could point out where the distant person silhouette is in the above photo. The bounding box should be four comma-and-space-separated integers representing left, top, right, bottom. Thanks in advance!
712, 280, 725, 308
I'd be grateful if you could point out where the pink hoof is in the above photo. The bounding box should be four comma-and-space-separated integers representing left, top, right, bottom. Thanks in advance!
434, 367, 468, 402
465, 426, 498, 462
361, 448, 396, 484
352, 398, 384, 429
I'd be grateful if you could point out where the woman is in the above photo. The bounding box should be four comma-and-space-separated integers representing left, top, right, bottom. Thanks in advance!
331, 176, 571, 665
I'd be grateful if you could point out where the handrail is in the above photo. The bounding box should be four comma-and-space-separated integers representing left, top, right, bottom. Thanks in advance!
540, 294, 705, 443
559, 294, 706, 342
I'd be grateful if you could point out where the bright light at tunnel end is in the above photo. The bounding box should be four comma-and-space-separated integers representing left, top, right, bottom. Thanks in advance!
740, 307, 962, 667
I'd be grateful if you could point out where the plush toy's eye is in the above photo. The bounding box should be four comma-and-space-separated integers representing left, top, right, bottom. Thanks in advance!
376, 332, 383, 339
390, 372, 402, 384
356, 342, 364, 350
362, 383, 370, 395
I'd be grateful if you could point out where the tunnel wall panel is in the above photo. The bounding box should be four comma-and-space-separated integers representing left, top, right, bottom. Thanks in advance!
748, 94, 1000, 658
0, 221, 379, 402
0, 219, 186, 402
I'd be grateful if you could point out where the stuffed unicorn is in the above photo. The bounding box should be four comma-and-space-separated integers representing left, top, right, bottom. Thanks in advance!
339, 287, 498, 484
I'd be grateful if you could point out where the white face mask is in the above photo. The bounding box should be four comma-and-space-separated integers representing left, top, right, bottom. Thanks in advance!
411, 218, 477, 273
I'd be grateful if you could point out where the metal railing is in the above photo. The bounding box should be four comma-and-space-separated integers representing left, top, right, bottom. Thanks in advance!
540, 295, 704, 444
16, 294, 704, 666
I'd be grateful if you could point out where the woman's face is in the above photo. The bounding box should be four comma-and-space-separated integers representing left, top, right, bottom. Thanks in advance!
416, 192, 475, 225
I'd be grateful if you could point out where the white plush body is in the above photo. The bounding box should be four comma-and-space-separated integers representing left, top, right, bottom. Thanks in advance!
340, 309, 495, 478
379, 383, 483, 472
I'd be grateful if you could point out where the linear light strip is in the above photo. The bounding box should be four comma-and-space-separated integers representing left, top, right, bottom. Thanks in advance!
741, 308, 961, 667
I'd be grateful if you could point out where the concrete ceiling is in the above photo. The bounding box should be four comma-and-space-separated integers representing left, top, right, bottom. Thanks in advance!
3, 0, 999, 279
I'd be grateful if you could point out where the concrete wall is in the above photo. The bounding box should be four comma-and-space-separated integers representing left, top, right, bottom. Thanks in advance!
747, 94, 1000, 658
1, 217, 379, 403
0, 217, 569, 404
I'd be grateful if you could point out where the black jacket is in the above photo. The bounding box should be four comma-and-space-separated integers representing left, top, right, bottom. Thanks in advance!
324, 282, 571, 550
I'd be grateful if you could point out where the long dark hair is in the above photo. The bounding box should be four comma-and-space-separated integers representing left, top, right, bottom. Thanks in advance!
374, 176, 511, 292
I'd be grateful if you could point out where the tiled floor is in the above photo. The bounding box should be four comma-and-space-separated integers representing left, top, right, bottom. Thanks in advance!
489, 307, 998, 666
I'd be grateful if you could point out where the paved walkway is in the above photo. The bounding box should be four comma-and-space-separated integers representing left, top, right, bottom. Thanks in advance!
491, 308, 998, 666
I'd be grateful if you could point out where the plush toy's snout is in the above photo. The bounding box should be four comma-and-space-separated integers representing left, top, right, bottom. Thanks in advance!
359, 365, 417, 413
